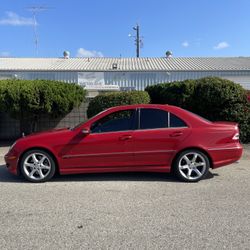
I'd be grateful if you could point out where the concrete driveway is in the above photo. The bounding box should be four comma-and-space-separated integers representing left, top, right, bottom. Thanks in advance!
0, 145, 249, 250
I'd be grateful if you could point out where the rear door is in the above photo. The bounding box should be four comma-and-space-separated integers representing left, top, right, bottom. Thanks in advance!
133, 108, 191, 167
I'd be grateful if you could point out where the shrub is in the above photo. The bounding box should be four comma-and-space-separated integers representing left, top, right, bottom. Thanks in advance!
0, 80, 8, 110
0, 79, 86, 134
87, 91, 150, 118
146, 77, 250, 143
146, 79, 196, 108
191, 77, 248, 119
144, 83, 166, 104
246, 89, 250, 102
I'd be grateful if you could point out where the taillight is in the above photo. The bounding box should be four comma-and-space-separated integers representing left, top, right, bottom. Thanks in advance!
232, 133, 240, 140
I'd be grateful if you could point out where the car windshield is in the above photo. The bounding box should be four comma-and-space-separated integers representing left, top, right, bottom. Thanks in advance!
72, 109, 108, 130
72, 119, 89, 130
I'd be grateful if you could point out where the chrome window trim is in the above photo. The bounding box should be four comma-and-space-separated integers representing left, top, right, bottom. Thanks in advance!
168, 112, 170, 128
90, 129, 135, 135
135, 126, 188, 132
86, 126, 189, 135
138, 108, 141, 130
90, 130, 134, 135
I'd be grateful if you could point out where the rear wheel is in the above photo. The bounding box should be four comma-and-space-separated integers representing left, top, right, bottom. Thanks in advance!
20, 149, 56, 183
174, 150, 210, 182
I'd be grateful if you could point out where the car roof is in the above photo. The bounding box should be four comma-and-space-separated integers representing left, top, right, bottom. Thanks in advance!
103, 104, 211, 126
106, 104, 168, 110
105, 104, 182, 112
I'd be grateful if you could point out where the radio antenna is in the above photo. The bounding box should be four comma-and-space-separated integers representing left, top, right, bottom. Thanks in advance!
26, 5, 51, 55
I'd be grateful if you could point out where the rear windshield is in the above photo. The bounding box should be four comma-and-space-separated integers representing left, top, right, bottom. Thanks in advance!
185, 110, 211, 123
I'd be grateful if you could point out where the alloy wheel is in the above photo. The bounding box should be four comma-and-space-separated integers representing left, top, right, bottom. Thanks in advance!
23, 153, 51, 181
178, 152, 207, 181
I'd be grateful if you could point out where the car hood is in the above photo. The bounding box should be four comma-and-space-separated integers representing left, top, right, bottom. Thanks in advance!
18, 128, 71, 142
25, 127, 70, 137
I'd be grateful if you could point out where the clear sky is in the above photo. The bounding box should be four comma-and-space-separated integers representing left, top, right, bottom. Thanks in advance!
0, 0, 249, 58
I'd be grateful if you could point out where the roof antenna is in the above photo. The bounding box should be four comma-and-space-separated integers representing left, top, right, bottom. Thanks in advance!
26, 5, 52, 56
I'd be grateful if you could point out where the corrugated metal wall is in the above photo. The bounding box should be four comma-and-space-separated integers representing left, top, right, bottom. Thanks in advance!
104, 71, 250, 90
0, 70, 250, 90
0, 71, 78, 83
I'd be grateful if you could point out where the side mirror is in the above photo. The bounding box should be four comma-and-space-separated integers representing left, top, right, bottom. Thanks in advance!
81, 128, 90, 135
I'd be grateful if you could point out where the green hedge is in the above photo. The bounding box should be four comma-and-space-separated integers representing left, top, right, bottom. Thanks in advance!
0, 79, 86, 134
246, 89, 250, 102
87, 91, 150, 118
146, 77, 250, 143
146, 79, 196, 109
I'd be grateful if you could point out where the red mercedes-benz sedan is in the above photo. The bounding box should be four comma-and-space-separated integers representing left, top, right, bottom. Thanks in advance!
5, 104, 243, 183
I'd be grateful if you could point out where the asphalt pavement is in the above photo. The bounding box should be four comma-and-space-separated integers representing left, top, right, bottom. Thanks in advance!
0, 144, 249, 250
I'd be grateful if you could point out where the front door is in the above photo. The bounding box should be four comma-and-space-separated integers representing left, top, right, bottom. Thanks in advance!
62, 109, 136, 169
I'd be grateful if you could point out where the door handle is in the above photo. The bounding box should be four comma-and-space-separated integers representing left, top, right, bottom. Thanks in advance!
170, 131, 183, 137
119, 135, 133, 141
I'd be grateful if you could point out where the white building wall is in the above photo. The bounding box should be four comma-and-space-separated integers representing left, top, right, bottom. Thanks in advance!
0, 70, 250, 90
0, 71, 78, 83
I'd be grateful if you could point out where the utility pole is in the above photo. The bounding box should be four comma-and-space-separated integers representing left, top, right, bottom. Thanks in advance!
134, 24, 140, 57
129, 24, 143, 58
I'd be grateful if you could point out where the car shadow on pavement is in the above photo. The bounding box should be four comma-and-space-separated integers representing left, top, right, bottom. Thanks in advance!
0, 165, 24, 183
0, 164, 218, 183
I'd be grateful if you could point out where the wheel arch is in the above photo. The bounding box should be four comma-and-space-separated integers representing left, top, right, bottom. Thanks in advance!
18, 147, 60, 176
171, 147, 213, 171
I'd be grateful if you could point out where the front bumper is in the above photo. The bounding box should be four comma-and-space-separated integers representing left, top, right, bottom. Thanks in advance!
4, 152, 19, 175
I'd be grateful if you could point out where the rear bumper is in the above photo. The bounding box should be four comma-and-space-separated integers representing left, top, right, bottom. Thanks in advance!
207, 144, 243, 168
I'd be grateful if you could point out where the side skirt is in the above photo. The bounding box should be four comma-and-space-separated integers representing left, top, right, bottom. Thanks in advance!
59, 166, 171, 175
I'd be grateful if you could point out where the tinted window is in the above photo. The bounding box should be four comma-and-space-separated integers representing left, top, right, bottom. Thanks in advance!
140, 109, 168, 129
91, 110, 135, 133
170, 113, 187, 127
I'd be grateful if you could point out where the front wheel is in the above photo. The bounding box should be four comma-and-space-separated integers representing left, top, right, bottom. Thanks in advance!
20, 149, 56, 183
173, 150, 210, 182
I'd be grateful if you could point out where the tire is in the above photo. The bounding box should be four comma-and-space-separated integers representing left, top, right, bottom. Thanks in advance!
173, 149, 210, 182
20, 149, 56, 183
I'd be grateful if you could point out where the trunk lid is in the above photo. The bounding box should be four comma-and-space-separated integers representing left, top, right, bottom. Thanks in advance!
213, 121, 238, 128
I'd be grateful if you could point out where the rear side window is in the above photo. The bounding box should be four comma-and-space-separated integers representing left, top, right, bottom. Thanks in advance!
170, 113, 187, 127
140, 108, 168, 129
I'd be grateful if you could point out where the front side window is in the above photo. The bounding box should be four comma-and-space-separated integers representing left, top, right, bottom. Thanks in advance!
91, 109, 135, 133
140, 108, 168, 130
